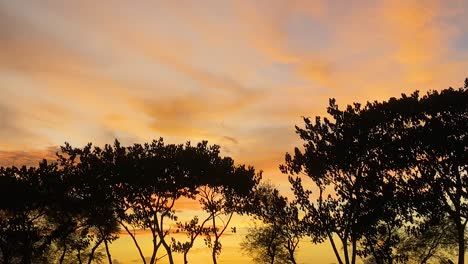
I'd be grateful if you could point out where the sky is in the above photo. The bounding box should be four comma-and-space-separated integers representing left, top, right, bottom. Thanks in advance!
1, 0, 468, 262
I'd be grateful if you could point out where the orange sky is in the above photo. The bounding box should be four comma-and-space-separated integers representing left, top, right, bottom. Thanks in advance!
1, 0, 468, 179
1, 0, 468, 262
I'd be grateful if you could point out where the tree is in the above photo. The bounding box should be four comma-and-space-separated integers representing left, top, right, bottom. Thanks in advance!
0, 155, 118, 264
198, 164, 260, 264
361, 219, 456, 264
242, 183, 302, 264
358, 80, 468, 263
171, 215, 212, 264
0, 163, 61, 264
281, 99, 402, 264
0, 137, 260, 264
241, 225, 291, 264
69, 138, 261, 264
396, 216, 460, 263
102, 139, 205, 264
247, 183, 302, 264
281, 79, 468, 264
171, 163, 260, 264
54, 142, 122, 264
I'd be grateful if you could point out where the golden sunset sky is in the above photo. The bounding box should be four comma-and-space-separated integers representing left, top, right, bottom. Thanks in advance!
1, 0, 468, 262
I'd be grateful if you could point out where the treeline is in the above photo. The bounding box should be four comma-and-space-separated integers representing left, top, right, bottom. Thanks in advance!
0, 79, 467, 264
272, 80, 468, 264
0, 140, 261, 264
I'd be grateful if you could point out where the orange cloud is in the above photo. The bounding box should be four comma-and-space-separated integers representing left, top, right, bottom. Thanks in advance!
1, 0, 468, 193
0, 147, 59, 167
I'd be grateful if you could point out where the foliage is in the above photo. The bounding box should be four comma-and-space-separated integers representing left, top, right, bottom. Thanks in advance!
247, 183, 302, 264
0, 164, 59, 263
0, 138, 260, 264
241, 224, 291, 264
281, 78, 468, 264
281, 99, 400, 264
360, 81, 468, 263
397, 216, 459, 263
171, 215, 212, 264
197, 164, 261, 264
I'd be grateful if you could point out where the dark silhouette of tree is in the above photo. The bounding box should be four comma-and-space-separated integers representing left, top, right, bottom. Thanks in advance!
51, 142, 122, 264
281, 98, 401, 264
241, 225, 290, 264
281, 78, 467, 263
1, 136, 260, 264
198, 164, 260, 264
357, 80, 468, 264
114, 140, 198, 264
0, 158, 116, 264
396, 216, 460, 263
171, 215, 212, 264
360, 218, 455, 264
0, 163, 63, 264
171, 162, 260, 264
243, 183, 302, 264
199, 184, 236, 264
57, 138, 261, 264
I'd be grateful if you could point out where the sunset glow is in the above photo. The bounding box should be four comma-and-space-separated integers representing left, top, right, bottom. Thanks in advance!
1, 0, 468, 263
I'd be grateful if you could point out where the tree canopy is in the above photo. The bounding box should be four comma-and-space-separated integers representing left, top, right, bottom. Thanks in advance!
281, 79, 468, 264
0, 139, 261, 264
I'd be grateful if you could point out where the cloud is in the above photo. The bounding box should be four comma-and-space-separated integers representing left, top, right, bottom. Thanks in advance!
0, 100, 58, 149
296, 59, 336, 89
0, 147, 59, 167
0, 0, 468, 193
222, 136, 238, 145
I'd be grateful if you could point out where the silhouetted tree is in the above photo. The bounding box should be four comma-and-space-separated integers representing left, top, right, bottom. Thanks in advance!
83, 139, 261, 264
1, 138, 260, 264
241, 224, 291, 264
53, 142, 122, 264
397, 216, 460, 263
358, 80, 468, 264
171, 162, 260, 264
0, 163, 62, 264
281, 98, 403, 264
171, 215, 212, 264
243, 183, 302, 264
198, 164, 260, 264
362, 214, 461, 264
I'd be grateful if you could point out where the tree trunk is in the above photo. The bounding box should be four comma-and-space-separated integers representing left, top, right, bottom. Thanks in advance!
119, 222, 146, 264
289, 256, 297, 264
104, 240, 113, 264
211, 238, 218, 264
327, 233, 344, 264
161, 237, 174, 264
184, 251, 189, 264
87, 239, 104, 264
351, 238, 357, 264
59, 242, 67, 264
343, 239, 350, 264
77, 249, 83, 264
212, 249, 217, 264
457, 222, 465, 264
287, 247, 297, 264
149, 232, 158, 264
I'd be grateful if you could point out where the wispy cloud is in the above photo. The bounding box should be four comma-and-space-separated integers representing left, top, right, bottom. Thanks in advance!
0, 0, 467, 180
0, 147, 58, 167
